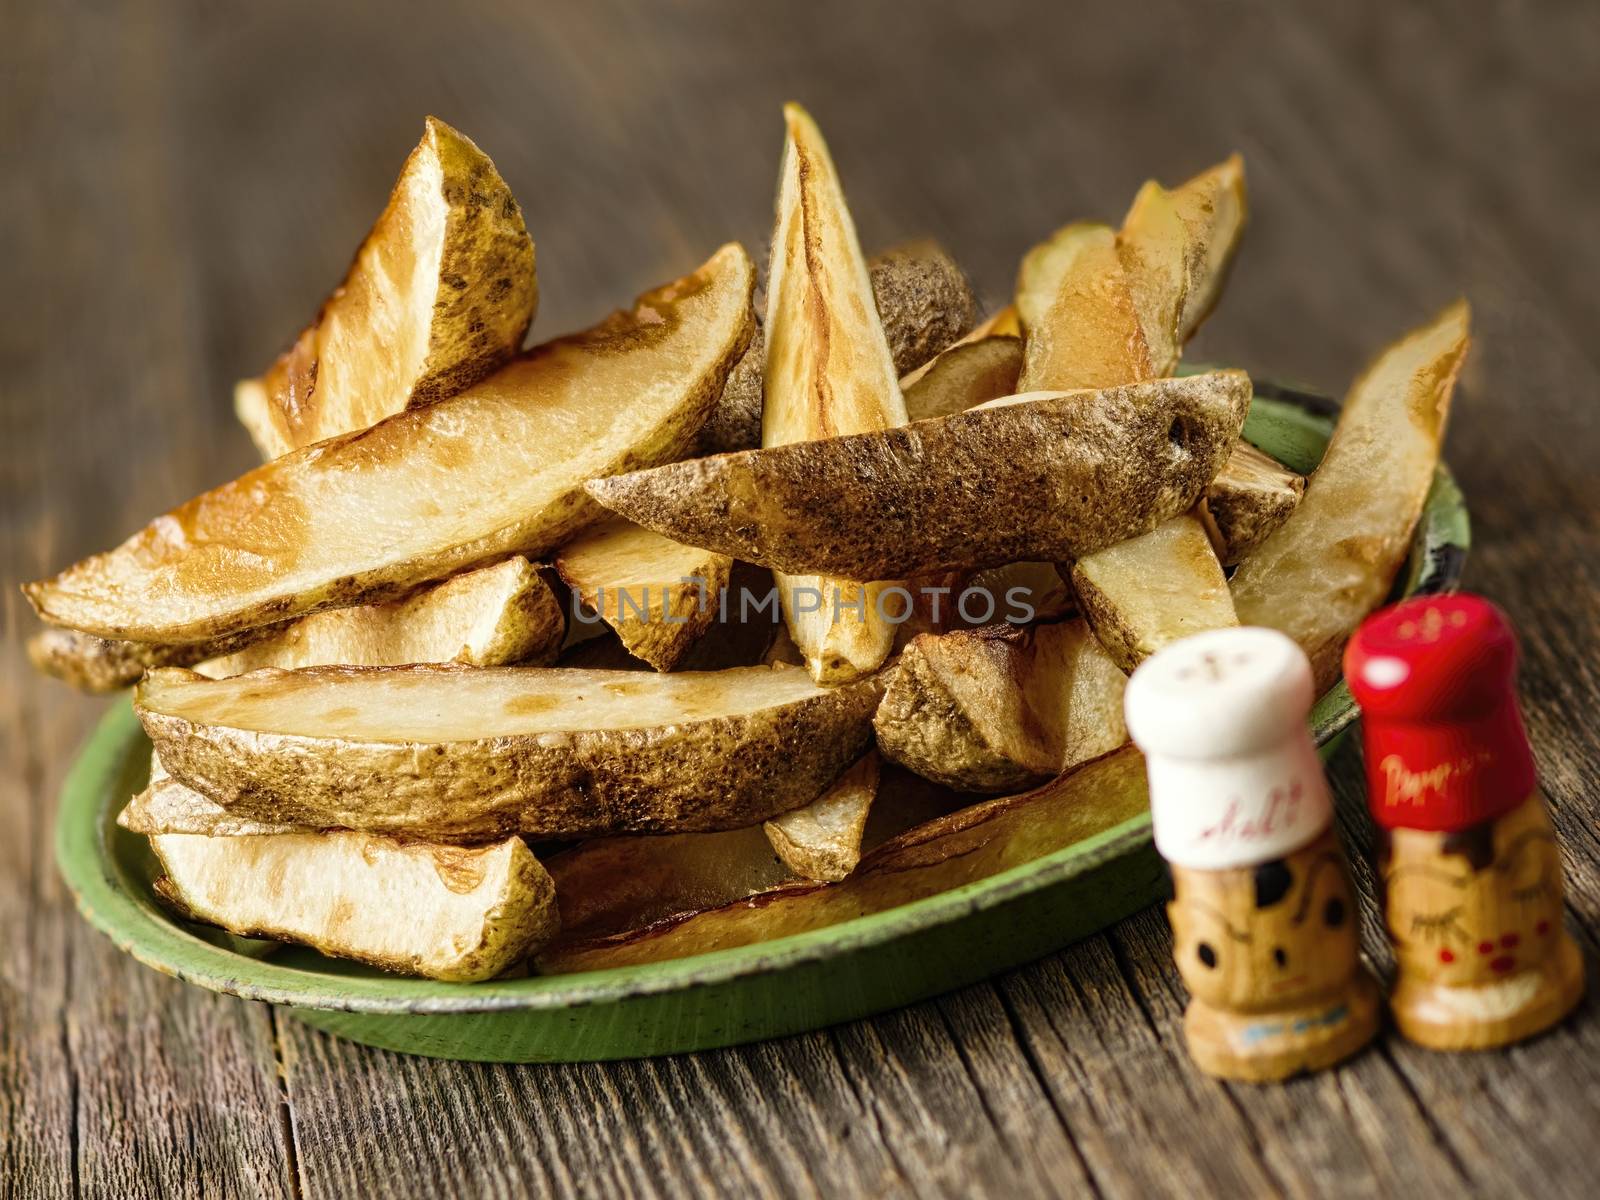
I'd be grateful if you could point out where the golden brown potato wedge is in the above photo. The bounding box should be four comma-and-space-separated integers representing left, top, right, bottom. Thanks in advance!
874, 620, 1128, 793
137, 662, 884, 841
1015, 221, 1112, 336
764, 751, 880, 881
1017, 224, 1150, 391
764, 103, 909, 683
239, 117, 537, 458
693, 241, 978, 455
1231, 302, 1471, 687
901, 336, 1024, 422
29, 526, 560, 694
1204, 441, 1305, 565
1125, 154, 1248, 344
198, 555, 563, 677
148, 825, 557, 982
1070, 512, 1238, 671
27, 244, 754, 644
1016, 158, 1247, 376
554, 519, 731, 671
589, 373, 1252, 580
538, 746, 1148, 973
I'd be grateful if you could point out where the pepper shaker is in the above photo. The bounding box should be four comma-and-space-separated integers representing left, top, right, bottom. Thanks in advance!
1126, 626, 1380, 1082
1345, 594, 1584, 1050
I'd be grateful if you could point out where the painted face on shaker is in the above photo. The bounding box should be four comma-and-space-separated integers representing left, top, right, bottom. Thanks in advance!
1383, 798, 1565, 986
1168, 828, 1360, 1013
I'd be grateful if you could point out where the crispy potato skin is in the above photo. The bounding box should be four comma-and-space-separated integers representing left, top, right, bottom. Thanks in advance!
26, 245, 753, 644
590, 373, 1251, 580
150, 830, 557, 981
138, 665, 885, 841
248, 118, 537, 456
1204, 442, 1305, 565
538, 746, 1148, 972
867, 240, 978, 376
123, 754, 293, 836
693, 324, 768, 456
874, 620, 1127, 793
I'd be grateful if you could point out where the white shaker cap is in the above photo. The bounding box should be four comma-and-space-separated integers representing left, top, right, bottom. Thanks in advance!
1126, 627, 1332, 870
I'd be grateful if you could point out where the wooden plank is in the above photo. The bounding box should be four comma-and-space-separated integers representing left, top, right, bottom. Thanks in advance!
0, 4, 296, 1197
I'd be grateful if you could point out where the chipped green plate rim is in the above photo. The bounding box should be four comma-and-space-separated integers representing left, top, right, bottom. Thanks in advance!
54, 385, 1469, 1062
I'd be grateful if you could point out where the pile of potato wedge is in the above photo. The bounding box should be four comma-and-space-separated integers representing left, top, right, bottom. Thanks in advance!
26, 106, 1470, 983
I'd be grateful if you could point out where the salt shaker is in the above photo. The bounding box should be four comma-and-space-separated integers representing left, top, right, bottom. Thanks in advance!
1345, 594, 1584, 1050
1126, 626, 1380, 1082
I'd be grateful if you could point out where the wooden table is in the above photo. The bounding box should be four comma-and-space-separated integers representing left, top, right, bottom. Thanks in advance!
5, 2, 1598, 1195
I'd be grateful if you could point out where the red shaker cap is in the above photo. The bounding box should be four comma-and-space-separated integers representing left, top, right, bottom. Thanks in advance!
1344, 594, 1535, 831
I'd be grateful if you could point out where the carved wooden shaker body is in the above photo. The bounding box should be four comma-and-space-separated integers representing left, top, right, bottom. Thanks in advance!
1346, 594, 1584, 1050
1127, 626, 1379, 1082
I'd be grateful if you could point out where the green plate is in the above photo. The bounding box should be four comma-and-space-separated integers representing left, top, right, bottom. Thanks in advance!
54, 388, 1469, 1062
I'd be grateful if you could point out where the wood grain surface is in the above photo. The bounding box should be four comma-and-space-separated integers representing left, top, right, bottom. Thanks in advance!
4, 1, 1599, 1196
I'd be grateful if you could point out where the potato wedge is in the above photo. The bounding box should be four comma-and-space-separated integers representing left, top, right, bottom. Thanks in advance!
554, 520, 731, 671
121, 756, 293, 837
589, 372, 1252, 580
901, 336, 1024, 422
764, 103, 910, 683
549, 826, 792, 941
538, 745, 1148, 972
26, 626, 267, 694
874, 620, 1128, 793
27, 244, 754, 644
240, 117, 537, 457
1126, 154, 1248, 343
1070, 513, 1238, 671
964, 561, 1074, 624
1017, 224, 1150, 391
1231, 302, 1471, 686
137, 662, 884, 840
764, 751, 880, 881
197, 555, 562, 676
694, 241, 979, 455
866, 239, 978, 376
546, 760, 958, 939
1015, 221, 1111, 336
1204, 440, 1305, 565
148, 826, 556, 982
125, 555, 568, 838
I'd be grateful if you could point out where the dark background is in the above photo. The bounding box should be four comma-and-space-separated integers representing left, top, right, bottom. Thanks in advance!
4, 2, 1600, 1196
